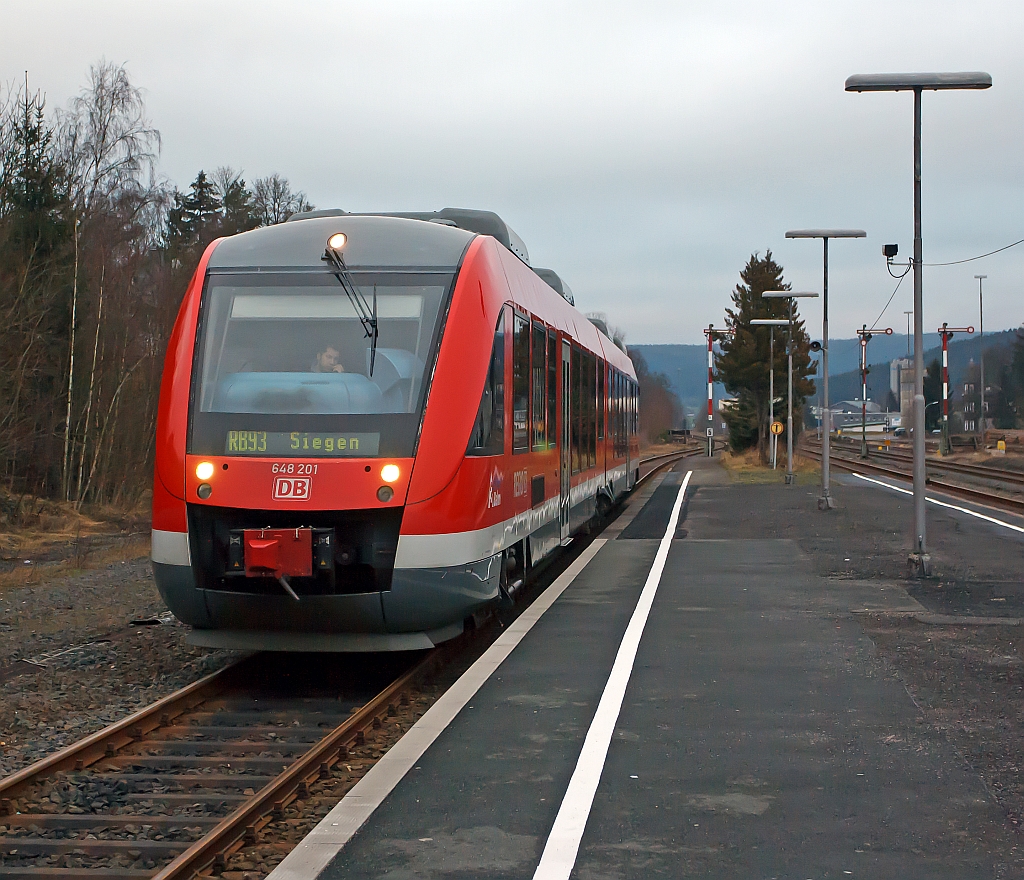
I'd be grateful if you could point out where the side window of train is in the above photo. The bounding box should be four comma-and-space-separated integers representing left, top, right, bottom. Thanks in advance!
588, 354, 597, 466
598, 363, 605, 441
546, 330, 557, 450
466, 307, 506, 456
626, 379, 634, 434
512, 312, 530, 454
531, 321, 546, 451
570, 346, 581, 474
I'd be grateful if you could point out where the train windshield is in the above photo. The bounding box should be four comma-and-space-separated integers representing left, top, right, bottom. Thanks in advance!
189, 270, 455, 458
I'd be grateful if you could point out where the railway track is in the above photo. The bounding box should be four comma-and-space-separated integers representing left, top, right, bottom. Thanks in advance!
828, 438, 1024, 487
0, 451, 693, 880
0, 651, 439, 880
799, 441, 1024, 513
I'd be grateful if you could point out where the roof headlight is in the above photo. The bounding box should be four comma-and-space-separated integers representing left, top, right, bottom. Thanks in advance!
327, 232, 347, 250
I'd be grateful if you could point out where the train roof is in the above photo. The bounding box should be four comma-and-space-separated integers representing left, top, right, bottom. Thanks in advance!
208, 214, 476, 270
213, 209, 580, 309
288, 207, 529, 264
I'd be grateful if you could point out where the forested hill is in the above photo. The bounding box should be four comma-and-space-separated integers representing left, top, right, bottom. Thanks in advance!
632, 331, 1012, 408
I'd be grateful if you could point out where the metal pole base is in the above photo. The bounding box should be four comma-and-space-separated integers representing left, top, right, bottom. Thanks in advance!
907, 552, 933, 578
817, 494, 836, 511
785, 472, 794, 485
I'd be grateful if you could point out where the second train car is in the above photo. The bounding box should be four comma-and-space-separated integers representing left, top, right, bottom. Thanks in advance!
152, 208, 639, 651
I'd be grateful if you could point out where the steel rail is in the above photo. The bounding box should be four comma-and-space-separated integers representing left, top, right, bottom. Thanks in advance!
809, 438, 1024, 487
151, 649, 439, 880
0, 660, 243, 806
799, 445, 1024, 513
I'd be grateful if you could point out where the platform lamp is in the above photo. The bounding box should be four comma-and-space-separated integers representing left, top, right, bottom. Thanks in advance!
846, 71, 991, 574
750, 319, 789, 470
761, 291, 819, 483
785, 230, 866, 509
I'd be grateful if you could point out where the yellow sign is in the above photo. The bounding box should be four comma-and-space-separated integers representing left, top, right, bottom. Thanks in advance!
998, 439, 1007, 451
770, 421, 784, 436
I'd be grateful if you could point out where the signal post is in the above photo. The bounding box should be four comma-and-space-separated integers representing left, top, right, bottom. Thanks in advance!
938, 323, 974, 455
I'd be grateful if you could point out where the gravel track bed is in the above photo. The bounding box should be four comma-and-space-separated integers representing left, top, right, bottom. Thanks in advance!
0, 555, 238, 777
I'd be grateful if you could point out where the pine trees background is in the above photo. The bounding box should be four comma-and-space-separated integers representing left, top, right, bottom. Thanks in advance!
0, 63, 311, 505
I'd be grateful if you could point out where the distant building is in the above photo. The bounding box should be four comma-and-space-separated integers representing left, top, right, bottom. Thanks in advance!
954, 359, 1000, 433
829, 399, 889, 430
890, 358, 914, 425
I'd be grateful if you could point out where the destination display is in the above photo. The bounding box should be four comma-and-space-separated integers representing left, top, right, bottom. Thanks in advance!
225, 431, 381, 457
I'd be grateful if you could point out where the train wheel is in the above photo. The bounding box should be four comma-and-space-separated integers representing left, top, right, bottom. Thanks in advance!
499, 543, 525, 605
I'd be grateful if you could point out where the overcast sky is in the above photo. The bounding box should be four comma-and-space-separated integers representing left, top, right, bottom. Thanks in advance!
6, 1, 1022, 343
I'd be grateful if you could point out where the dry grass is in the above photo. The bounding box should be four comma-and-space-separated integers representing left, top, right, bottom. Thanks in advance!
0, 536, 150, 593
0, 488, 149, 593
720, 446, 820, 483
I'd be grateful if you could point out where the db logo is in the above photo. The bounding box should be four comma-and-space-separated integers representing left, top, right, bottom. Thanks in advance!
273, 476, 311, 501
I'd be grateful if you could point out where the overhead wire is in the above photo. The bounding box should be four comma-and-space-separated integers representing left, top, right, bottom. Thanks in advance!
864, 235, 1023, 329
870, 270, 908, 329
923, 236, 1024, 266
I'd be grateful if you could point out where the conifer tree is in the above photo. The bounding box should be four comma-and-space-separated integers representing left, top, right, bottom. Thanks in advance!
715, 251, 816, 462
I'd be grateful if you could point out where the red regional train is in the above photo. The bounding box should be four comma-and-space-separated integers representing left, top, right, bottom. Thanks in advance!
152, 208, 639, 651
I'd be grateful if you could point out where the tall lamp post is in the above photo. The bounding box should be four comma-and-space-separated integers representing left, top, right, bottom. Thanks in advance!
975, 275, 987, 439
786, 229, 867, 510
751, 319, 788, 470
761, 291, 819, 483
847, 71, 991, 574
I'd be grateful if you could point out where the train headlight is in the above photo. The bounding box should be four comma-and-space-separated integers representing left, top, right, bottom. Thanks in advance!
380, 464, 400, 483
377, 486, 394, 502
196, 461, 215, 481
327, 232, 347, 250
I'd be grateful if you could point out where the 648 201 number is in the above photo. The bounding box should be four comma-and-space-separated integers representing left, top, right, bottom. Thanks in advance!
271, 462, 318, 475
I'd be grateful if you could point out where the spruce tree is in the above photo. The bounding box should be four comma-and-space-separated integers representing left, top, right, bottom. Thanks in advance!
715, 251, 816, 462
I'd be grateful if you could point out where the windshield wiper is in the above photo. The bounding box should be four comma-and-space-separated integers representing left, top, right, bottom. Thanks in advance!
322, 246, 379, 375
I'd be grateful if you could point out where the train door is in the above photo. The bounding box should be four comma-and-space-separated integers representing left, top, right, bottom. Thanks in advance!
560, 339, 571, 544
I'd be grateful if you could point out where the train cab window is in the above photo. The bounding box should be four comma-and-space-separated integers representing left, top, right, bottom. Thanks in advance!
195, 272, 451, 418
512, 313, 530, 454
546, 330, 557, 450
532, 321, 547, 451
467, 308, 507, 456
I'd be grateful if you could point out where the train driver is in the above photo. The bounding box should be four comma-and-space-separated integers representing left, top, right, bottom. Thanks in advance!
312, 345, 346, 373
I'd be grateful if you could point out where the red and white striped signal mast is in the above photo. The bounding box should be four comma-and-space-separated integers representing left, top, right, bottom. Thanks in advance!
704, 324, 734, 457
856, 324, 893, 458
937, 322, 974, 455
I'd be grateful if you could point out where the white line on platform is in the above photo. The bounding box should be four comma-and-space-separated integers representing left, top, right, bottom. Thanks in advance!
265, 537, 607, 880
532, 470, 693, 880
852, 472, 1024, 535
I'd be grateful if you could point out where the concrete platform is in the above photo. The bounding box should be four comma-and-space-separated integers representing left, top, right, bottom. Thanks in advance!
271, 458, 1020, 879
